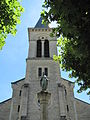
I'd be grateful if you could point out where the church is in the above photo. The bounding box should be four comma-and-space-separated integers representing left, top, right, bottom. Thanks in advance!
0, 17, 90, 120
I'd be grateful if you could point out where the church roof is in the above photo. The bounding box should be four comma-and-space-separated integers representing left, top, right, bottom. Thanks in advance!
0, 98, 12, 104
11, 78, 25, 84
35, 17, 49, 28
75, 98, 90, 105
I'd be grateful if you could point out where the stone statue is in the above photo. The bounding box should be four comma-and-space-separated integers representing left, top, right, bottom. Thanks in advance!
40, 73, 48, 91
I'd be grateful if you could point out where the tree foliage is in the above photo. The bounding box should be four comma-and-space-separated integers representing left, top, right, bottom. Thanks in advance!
41, 0, 90, 94
0, 0, 24, 49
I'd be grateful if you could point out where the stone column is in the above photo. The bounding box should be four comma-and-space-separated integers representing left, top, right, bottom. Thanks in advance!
37, 91, 51, 120
42, 41, 44, 57
58, 83, 66, 120
19, 83, 29, 120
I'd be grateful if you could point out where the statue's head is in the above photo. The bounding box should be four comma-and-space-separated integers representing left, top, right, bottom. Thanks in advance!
43, 75, 46, 78
43, 72, 47, 79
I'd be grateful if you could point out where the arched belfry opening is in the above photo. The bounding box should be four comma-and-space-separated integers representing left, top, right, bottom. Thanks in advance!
36, 39, 49, 57
37, 40, 42, 57
44, 40, 49, 57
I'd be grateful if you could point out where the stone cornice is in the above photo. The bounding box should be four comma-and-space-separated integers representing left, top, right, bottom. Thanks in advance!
26, 57, 53, 61
28, 28, 53, 32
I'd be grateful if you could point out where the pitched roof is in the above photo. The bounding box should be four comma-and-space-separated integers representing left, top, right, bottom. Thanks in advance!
0, 98, 12, 104
75, 97, 90, 105
11, 78, 25, 84
35, 17, 49, 28
62, 77, 74, 83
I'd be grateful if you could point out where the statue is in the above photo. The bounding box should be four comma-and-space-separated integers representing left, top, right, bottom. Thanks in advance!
40, 73, 48, 91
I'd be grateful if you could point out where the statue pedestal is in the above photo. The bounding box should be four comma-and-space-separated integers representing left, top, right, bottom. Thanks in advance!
37, 91, 51, 120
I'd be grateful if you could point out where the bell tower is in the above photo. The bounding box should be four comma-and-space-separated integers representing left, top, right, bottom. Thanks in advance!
25, 17, 60, 83
28, 17, 57, 59
23, 17, 63, 120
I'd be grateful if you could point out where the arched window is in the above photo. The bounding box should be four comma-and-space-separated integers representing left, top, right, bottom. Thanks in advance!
38, 68, 42, 77
37, 40, 42, 57
44, 40, 49, 57
44, 68, 48, 76
19, 90, 22, 96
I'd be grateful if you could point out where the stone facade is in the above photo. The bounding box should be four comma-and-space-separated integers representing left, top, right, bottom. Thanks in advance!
28, 28, 57, 58
0, 18, 90, 120
75, 98, 90, 120
0, 98, 11, 120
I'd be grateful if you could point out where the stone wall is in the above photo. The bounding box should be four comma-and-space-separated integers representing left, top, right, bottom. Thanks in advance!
0, 98, 11, 120
25, 59, 61, 120
61, 78, 76, 120
75, 98, 90, 120
0, 78, 90, 120
9, 78, 25, 120
28, 28, 57, 58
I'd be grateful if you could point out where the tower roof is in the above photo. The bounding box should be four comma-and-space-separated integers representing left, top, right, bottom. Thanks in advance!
35, 17, 49, 28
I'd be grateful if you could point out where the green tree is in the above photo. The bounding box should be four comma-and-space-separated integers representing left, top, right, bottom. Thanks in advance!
0, 0, 24, 49
41, 0, 90, 94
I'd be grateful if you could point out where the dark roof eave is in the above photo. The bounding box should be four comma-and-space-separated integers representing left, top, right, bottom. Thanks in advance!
75, 97, 90, 105
0, 98, 12, 104
61, 77, 75, 84
11, 78, 25, 84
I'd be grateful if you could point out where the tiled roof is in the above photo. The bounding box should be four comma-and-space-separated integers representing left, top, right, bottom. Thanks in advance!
35, 17, 49, 28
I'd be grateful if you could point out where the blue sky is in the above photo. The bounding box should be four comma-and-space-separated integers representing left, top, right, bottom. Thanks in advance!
0, 0, 89, 103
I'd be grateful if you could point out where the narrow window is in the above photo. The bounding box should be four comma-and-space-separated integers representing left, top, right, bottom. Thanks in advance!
38, 99, 40, 106
37, 40, 42, 57
44, 68, 48, 76
67, 105, 69, 112
38, 68, 42, 77
65, 89, 67, 96
19, 90, 22, 96
18, 105, 20, 112
44, 40, 49, 57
